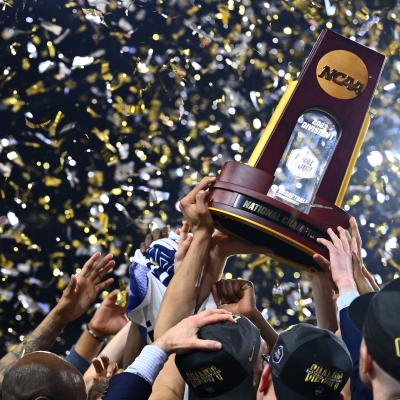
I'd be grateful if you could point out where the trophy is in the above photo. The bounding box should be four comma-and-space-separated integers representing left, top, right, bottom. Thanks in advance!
208, 30, 385, 272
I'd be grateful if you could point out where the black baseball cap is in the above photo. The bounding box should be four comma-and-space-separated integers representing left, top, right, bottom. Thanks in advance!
175, 315, 261, 399
270, 323, 352, 399
348, 277, 400, 381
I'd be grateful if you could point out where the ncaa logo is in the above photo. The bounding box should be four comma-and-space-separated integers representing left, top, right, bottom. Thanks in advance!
316, 50, 368, 100
272, 345, 284, 364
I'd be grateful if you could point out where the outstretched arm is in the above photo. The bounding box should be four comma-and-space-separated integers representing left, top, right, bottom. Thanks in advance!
310, 217, 377, 333
151, 177, 216, 400
0, 252, 115, 383
316, 225, 373, 400
154, 177, 215, 339
307, 271, 338, 332
212, 279, 278, 352
83, 322, 138, 388
67, 289, 129, 374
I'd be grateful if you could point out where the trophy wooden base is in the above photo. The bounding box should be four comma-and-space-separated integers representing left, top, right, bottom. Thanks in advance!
208, 161, 351, 272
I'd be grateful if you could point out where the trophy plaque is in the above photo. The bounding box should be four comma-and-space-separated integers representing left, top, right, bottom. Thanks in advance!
208, 30, 385, 272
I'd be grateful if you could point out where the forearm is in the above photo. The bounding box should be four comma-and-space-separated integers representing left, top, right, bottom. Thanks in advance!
0, 306, 67, 383
74, 330, 104, 362
197, 245, 227, 307
0, 348, 22, 383
24, 306, 67, 354
310, 274, 338, 332
248, 310, 278, 353
149, 356, 185, 400
122, 322, 144, 369
155, 230, 212, 339
84, 322, 131, 386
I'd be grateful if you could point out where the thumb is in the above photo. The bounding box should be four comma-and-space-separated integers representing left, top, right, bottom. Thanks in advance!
195, 190, 208, 212
179, 221, 190, 244
191, 339, 222, 351
179, 235, 193, 253
105, 289, 119, 303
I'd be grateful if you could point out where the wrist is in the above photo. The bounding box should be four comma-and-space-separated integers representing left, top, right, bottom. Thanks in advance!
310, 273, 334, 292
210, 240, 229, 264
336, 279, 358, 296
192, 226, 212, 242
153, 336, 172, 354
87, 323, 107, 341
192, 226, 213, 238
51, 304, 72, 325
74, 330, 104, 361
211, 233, 231, 259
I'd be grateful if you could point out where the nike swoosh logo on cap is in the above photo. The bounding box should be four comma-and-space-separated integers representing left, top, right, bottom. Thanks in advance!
248, 345, 255, 363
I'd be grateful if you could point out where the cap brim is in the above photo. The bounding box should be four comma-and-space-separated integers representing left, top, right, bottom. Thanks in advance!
348, 292, 375, 332
381, 277, 400, 292
188, 375, 253, 400
272, 374, 342, 400
272, 374, 312, 400
348, 278, 400, 332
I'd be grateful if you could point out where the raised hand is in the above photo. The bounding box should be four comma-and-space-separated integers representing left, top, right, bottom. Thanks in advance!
140, 226, 170, 254
55, 252, 115, 323
89, 289, 129, 338
348, 217, 379, 294
212, 279, 257, 318
212, 279, 278, 351
179, 176, 216, 234
314, 218, 379, 296
316, 227, 358, 295
92, 355, 119, 380
87, 355, 120, 400
153, 309, 235, 355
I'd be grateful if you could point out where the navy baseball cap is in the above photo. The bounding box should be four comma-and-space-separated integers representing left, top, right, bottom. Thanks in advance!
348, 278, 400, 381
270, 324, 352, 399
175, 315, 261, 399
